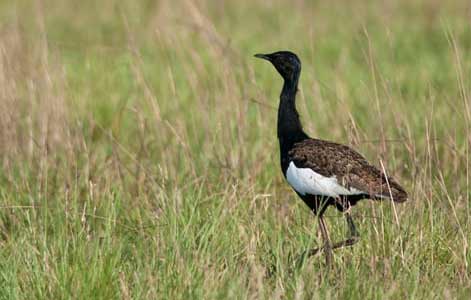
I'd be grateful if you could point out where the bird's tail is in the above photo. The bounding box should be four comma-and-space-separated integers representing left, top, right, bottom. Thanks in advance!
368, 170, 408, 202
374, 179, 408, 202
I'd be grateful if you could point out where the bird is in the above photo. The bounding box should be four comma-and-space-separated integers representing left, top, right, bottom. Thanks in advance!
254, 51, 407, 266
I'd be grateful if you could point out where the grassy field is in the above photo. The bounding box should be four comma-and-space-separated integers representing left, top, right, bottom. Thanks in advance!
0, 0, 470, 298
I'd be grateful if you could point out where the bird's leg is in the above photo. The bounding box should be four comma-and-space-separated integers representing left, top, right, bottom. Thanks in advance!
306, 216, 333, 266
307, 212, 359, 259
330, 212, 360, 250
305, 199, 329, 256
319, 216, 333, 266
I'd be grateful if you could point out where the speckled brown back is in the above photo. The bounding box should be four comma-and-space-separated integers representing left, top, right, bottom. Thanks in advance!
287, 139, 408, 202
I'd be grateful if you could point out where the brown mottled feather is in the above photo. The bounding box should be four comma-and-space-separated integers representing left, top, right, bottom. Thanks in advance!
288, 139, 408, 202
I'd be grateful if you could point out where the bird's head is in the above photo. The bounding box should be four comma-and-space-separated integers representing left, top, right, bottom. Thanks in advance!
254, 51, 301, 81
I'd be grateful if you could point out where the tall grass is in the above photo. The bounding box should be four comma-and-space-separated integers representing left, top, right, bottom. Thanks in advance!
0, 0, 470, 298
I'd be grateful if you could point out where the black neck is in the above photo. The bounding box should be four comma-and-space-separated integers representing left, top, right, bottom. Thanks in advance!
277, 74, 307, 153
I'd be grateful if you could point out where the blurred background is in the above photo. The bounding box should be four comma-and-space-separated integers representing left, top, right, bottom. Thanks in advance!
0, 0, 470, 298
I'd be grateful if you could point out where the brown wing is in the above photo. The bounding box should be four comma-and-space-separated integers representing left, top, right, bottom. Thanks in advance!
288, 139, 407, 202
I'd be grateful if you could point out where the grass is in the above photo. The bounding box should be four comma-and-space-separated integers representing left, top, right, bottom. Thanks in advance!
0, 0, 470, 298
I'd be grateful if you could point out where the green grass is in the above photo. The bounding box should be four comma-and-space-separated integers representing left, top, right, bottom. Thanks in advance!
0, 0, 470, 298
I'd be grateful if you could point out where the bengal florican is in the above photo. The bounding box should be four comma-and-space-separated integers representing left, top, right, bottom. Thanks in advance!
254, 51, 407, 266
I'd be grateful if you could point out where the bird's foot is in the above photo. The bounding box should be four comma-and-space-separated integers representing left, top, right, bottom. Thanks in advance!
331, 236, 360, 249
301, 236, 360, 260
296, 244, 333, 267
293, 238, 360, 271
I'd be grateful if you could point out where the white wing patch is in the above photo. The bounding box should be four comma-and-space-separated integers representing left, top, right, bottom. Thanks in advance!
286, 161, 365, 197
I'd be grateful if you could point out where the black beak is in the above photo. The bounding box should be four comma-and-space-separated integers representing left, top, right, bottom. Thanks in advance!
254, 53, 271, 61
